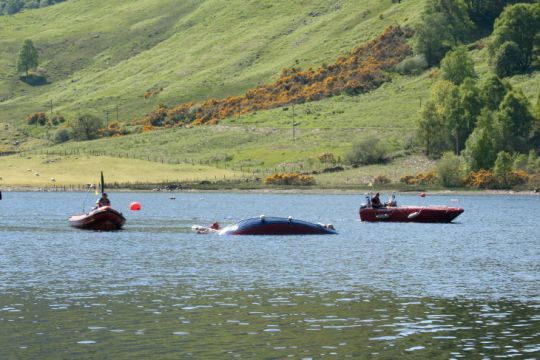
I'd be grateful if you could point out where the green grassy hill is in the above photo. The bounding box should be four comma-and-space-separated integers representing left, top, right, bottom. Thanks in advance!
0, 0, 423, 128
0, 0, 538, 188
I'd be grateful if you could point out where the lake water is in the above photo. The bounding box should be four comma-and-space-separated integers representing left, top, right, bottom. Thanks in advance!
0, 192, 538, 358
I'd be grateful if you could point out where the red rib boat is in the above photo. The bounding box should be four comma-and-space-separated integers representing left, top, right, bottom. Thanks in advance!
359, 205, 464, 223
69, 206, 126, 231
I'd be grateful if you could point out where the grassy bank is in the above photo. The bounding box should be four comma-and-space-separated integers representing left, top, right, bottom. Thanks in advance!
0, 154, 239, 187
0, 151, 434, 189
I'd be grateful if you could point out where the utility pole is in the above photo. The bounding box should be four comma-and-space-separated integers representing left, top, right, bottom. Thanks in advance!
116, 105, 119, 122
104, 110, 110, 127
49, 100, 53, 116
292, 104, 296, 142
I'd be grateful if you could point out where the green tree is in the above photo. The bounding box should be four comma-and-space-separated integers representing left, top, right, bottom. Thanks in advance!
4, 0, 23, 15
479, 75, 510, 111
414, 0, 474, 66
431, 0, 474, 43
463, 109, 501, 170
493, 151, 513, 187
490, 3, 540, 72
441, 45, 476, 85
465, 0, 535, 30
497, 90, 535, 153
414, 12, 452, 66
535, 88, 540, 119
72, 114, 103, 141
493, 41, 522, 77
17, 39, 39, 77
418, 80, 466, 157
459, 78, 481, 134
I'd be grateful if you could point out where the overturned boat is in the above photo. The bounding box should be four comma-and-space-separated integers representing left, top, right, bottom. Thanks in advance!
195, 216, 337, 235
359, 205, 464, 223
69, 206, 126, 231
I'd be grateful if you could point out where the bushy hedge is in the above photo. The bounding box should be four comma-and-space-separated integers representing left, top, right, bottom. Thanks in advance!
264, 173, 315, 186
400, 172, 438, 185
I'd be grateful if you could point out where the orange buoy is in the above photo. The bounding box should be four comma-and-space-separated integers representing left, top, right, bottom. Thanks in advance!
130, 201, 141, 211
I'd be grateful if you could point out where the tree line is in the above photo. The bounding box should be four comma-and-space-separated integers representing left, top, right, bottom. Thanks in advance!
415, 0, 539, 77
0, 0, 65, 15
415, 1, 540, 188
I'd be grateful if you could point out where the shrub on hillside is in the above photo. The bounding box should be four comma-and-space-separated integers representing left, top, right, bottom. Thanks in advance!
396, 55, 428, 75
318, 152, 336, 164
373, 175, 391, 185
71, 114, 103, 141
264, 173, 315, 186
465, 169, 528, 189
53, 127, 72, 143
436, 152, 465, 187
50, 115, 65, 126
26, 112, 47, 125
345, 138, 388, 166
400, 172, 438, 185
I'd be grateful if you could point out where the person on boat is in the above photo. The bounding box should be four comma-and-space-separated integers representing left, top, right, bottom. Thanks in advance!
371, 193, 383, 208
210, 222, 220, 230
385, 194, 397, 207
96, 193, 111, 208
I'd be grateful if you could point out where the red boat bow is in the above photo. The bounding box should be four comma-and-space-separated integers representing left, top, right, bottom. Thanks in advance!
69, 206, 126, 231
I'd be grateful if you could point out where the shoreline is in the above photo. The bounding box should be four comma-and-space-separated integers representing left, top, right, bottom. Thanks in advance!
0, 185, 538, 196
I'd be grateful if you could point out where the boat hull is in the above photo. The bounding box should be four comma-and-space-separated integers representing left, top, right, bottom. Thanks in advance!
69, 206, 126, 231
219, 217, 337, 235
359, 206, 463, 223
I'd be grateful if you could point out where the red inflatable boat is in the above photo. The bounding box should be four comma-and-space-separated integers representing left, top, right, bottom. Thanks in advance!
359, 205, 464, 223
69, 206, 126, 231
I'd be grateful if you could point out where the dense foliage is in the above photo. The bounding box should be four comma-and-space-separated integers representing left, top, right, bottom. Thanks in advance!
489, 3, 540, 76
415, 0, 539, 69
0, 0, 65, 15
141, 27, 412, 128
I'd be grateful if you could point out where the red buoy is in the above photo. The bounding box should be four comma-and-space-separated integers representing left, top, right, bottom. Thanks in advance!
130, 202, 141, 211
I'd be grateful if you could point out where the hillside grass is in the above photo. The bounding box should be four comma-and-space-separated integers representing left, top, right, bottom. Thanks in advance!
28, 73, 428, 172
0, 0, 425, 132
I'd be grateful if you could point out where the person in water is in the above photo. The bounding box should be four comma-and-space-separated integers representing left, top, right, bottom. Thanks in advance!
371, 193, 383, 208
96, 193, 111, 208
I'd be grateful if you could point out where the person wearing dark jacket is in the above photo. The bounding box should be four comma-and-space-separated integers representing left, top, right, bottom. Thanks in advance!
371, 193, 383, 208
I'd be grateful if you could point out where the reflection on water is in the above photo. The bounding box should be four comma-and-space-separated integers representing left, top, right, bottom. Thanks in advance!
0, 192, 539, 358
0, 289, 538, 359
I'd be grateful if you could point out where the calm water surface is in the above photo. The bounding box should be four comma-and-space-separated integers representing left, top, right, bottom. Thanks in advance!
0, 192, 538, 358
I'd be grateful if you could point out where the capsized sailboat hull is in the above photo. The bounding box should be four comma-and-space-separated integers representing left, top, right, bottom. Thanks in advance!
219, 217, 337, 235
